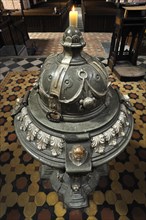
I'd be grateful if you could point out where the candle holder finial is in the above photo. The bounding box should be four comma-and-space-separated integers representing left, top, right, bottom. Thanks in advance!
61, 26, 86, 48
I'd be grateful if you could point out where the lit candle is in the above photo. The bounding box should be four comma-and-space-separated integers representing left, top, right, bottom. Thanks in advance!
69, 6, 78, 27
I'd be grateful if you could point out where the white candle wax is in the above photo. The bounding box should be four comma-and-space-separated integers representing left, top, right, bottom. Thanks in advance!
69, 6, 78, 27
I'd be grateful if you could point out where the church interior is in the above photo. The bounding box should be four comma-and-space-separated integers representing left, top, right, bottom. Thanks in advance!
0, 0, 146, 220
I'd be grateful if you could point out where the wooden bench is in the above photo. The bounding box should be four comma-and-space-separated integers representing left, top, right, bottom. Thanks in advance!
8, 0, 72, 32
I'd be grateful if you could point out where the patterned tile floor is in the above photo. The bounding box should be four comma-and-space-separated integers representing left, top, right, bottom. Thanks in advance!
0, 31, 146, 220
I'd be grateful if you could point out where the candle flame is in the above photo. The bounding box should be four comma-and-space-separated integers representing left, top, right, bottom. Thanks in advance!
72, 5, 75, 11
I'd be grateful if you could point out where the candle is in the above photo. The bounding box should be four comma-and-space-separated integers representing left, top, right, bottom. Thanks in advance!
69, 6, 78, 27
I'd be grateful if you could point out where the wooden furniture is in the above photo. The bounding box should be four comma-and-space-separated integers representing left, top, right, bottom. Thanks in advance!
108, 4, 146, 81
9, 0, 72, 32
11, 8, 69, 32
81, 0, 117, 32
0, 10, 29, 55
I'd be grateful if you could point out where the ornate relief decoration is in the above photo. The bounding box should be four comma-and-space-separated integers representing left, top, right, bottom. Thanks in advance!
36, 131, 50, 150
17, 107, 65, 156
39, 67, 109, 106
50, 136, 65, 156
91, 134, 106, 154
69, 144, 88, 166
16, 97, 132, 156
26, 123, 39, 142
91, 103, 131, 154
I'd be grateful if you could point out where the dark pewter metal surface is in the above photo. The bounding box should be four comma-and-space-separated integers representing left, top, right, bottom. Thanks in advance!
13, 26, 134, 209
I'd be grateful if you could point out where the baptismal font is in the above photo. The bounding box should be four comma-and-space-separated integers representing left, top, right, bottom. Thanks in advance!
13, 6, 134, 208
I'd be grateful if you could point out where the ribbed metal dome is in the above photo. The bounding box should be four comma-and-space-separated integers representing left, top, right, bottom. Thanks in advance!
38, 27, 109, 122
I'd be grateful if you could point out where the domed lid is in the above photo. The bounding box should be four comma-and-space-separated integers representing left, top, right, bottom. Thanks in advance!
38, 27, 109, 122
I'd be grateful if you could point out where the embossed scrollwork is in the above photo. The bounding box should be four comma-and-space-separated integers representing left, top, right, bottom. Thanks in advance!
103, 128, 116, 146
50, 136, 64, 156
91, 134, 105, 154
91, 105, 130, 154
20, 115, 31, 131
36, 131, 50, 150
17, 107, 27, 121
26, 124, 39, 141
17, 107, 65, 156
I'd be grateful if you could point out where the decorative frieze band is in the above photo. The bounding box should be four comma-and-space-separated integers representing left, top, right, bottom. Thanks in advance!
91, 104, 130, 154
17, 103, 130, 156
